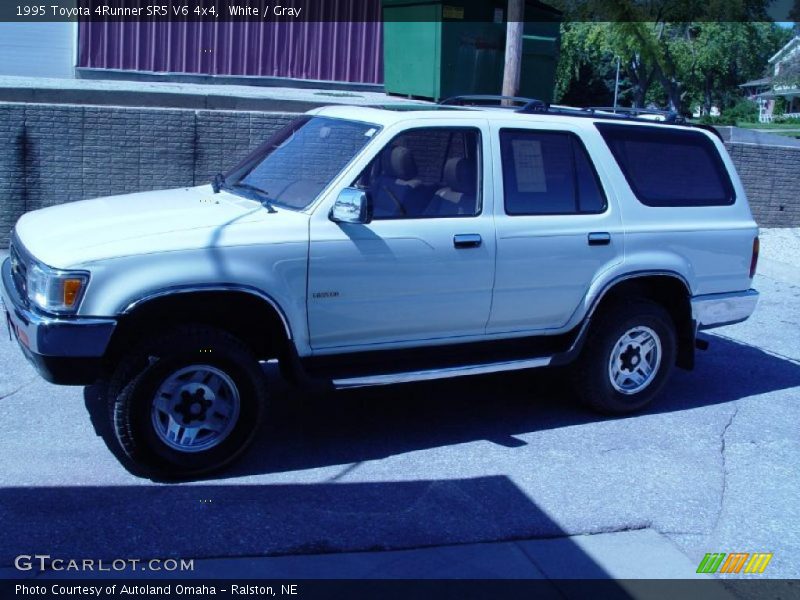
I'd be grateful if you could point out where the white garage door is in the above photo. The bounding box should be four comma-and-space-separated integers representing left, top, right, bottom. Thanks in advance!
0, 23, 76, 78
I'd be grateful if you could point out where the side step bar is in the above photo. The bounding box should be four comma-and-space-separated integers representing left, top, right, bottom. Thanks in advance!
332, 356, 552, 389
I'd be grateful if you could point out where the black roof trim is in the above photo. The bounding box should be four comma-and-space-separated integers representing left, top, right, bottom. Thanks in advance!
436, 95, 727, 137
439, 95, 533, 108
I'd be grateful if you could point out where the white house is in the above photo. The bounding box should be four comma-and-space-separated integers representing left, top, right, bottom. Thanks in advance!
743, 35, 800, 123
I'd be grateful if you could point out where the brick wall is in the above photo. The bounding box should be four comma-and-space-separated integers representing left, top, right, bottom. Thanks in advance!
724, 142, 800, 228
1, 102, 798, 249
0, 104, 24, 246
0, 103, 294, 247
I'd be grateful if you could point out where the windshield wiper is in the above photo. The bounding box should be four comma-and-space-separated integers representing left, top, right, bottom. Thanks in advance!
212, 175, 277, 213
211, 172, 226, 194
229, 182, 278, 213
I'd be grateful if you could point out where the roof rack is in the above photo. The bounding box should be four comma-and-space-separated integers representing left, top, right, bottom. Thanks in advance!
435, 95, 719, 135
586, 106, 685, 124
518, 99, 549, 113
438, 95, 536, 108
438, 95, 552, 115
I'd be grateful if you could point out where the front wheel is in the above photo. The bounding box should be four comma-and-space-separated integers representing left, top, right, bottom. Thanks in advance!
574, 300, 676, 414
111, 326, 267, 478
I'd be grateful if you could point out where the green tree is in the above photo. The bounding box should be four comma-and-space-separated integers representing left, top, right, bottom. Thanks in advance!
553, 16, 790, 114
555, 22, 661, 109
682, 22, 789, 115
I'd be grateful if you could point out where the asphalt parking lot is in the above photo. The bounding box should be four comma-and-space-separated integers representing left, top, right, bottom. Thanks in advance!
1, 229, 798, 581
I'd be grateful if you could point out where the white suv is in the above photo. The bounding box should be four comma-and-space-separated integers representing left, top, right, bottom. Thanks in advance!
1, 98, 760, 476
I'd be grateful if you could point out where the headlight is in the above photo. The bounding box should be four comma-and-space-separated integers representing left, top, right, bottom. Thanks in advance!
26, 261, 89, 314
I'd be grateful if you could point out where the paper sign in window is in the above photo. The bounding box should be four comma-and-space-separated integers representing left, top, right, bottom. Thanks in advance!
512, 139, 547, 192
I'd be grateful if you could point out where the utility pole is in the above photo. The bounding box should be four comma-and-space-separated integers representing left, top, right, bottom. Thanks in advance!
501, 0, 525, 104
613, 56, 621, 112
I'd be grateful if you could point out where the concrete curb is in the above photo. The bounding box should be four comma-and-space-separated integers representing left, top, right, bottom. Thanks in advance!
0, 75, 431, 113
2, 529, 733, 597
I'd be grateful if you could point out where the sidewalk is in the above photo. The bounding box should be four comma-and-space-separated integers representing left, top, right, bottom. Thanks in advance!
0, 75, 430, 112
713, 125, 800, 148
179, 529, 712, 581
2, 529, 733, 598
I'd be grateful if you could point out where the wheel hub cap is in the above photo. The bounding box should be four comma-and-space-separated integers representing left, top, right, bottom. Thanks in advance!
608, 326, 662, 395
151, 365, 241, 453
173, 387, 213, 424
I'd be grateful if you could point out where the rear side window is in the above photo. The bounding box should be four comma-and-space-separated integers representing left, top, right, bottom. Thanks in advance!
596, 123, 735, 207
500, 129, 607, 215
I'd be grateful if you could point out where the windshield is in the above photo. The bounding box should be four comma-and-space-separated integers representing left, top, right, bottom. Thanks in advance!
225, 116, 379, 210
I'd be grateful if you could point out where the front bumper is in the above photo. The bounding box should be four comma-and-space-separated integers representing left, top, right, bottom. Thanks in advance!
1, 257, 116, 384
691, 289, 759, 330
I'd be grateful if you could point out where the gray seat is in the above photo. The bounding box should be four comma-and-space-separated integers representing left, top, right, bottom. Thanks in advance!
371, 146, 424, 218
426, 157, 477, 216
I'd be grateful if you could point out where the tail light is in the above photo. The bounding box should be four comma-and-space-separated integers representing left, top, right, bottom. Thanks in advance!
749, 236, 760, 279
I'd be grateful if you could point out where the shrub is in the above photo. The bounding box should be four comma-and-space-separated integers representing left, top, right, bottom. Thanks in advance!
720, 99, 759, 125
698, 114, 737, 126
773, 96, 786, 116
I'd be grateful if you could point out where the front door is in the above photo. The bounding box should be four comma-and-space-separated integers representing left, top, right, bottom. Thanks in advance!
308, 124, 496, 351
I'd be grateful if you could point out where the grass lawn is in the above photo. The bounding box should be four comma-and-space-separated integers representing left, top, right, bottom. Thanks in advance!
736, 122, 800, 137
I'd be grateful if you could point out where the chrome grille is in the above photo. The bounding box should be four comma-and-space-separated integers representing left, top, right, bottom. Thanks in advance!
9, 239, 28, 298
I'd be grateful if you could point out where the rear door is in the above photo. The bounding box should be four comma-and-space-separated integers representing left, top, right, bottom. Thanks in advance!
487, 122, 624, 334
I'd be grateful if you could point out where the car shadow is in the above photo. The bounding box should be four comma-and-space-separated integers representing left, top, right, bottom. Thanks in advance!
83, 333, 800, 481
0, 475, 628, 588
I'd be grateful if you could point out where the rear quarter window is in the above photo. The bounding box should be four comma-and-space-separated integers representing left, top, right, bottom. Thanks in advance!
595, 123, 735, 207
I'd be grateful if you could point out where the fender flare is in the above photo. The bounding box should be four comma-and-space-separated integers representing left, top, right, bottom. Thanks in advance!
120, 283, 293, 340
553, 269, 692, 365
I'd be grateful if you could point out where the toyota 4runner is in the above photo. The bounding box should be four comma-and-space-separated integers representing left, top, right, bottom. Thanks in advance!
1, 98, 760, 477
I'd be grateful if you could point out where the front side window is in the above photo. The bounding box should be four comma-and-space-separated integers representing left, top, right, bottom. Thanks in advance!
595, 123, 735, 207
226, 116, 378, 210
500, 129, 607, 215
353, 127, 482, 219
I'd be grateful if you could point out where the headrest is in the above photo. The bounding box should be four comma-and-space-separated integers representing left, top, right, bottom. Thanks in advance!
389, 146, 418, 180
443, 157, 474, 194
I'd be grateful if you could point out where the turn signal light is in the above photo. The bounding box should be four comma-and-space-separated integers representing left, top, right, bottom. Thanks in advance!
63, 278, 84, 307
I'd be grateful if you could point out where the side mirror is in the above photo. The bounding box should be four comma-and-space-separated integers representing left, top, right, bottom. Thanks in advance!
330, 188, 371, 224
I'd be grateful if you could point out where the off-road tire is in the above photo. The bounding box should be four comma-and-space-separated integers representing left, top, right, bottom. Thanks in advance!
110, 325, 267, 478
574, 299, 677, 415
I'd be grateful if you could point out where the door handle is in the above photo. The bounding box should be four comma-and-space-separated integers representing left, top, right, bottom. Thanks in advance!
453, 234, 482, 249
588, 232, 611, 246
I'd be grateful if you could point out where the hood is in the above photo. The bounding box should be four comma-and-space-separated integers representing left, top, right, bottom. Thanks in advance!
14, 186, 309, 268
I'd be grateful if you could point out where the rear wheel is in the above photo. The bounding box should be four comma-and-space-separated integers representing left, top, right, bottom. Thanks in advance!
574, 300, 676, 414
110, 325, 267, 478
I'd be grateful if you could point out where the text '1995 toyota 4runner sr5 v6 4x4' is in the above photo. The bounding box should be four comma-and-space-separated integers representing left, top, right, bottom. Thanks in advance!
2, 97, 760, 477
